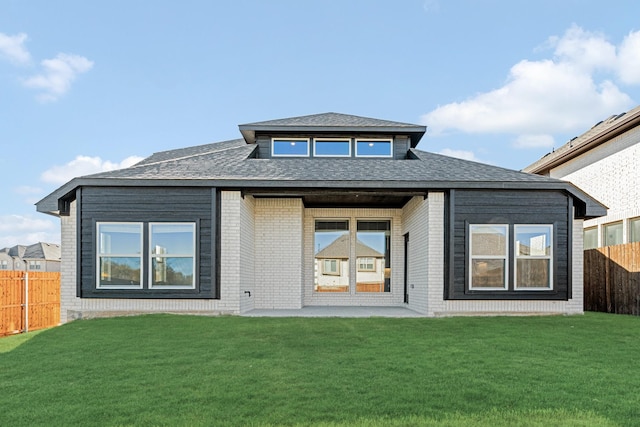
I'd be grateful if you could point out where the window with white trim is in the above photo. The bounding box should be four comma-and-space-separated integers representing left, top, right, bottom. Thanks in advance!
150, 223, 196, 289
0, 260, 7, 270
357, 257, 376, 272
97, 222, 143, 289
355, 139, 393, 157
28, 261, 42, 270
97, 222, 196, 290
515, 225, 552, 290
314, 138, 351, 157
322, 259, 340, 276
272, 138, 310, 157
469, 224, 508, 289
584, 227, 598, 250
603, 221, 623, 246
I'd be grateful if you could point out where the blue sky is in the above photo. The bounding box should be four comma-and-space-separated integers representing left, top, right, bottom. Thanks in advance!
1, 0, 640, 247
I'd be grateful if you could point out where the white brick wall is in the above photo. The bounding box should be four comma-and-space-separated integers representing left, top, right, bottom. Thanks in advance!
551, 126, 640, 242
400, 195, 431, 314
239, 195, 256, 313
425, 192, 446, 316
254, 198, 304, 309
59, 201, 78, 323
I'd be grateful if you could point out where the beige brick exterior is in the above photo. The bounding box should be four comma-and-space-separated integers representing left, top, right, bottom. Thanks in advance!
400, 195, 431, 314
254, 198, 304, 309
550, 126, 640, 245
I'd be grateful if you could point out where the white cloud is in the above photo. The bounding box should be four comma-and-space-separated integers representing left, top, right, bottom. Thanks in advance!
437, 148, 485, 163
0, 215, 59, 248
551, 25, 617, 73
0, 32, 31, 64
512, 134, 555, 149
23, 53, 93, 102
421, 26, 640, 138
41, 155, 145, 185
618, 30, 640, 84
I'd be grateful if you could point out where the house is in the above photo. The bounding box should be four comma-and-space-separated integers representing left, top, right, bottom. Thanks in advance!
523, 105, 640, 249
0, 242, 61, 272
36, 112, 605, 322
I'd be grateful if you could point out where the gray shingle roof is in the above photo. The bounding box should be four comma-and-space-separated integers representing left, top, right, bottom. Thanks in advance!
76, 140, 555, 184
35, 113, 607, 219
316, 234, 383, 259
238, 112, 426, 146
240, 112, 422, 128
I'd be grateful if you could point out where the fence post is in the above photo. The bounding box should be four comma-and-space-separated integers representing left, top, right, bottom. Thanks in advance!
24, 271, 29, 333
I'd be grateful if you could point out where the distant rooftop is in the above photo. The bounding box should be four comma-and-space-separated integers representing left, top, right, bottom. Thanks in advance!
523, 105, 640, 174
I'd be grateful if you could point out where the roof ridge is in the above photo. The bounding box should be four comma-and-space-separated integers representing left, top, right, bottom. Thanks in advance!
240, 112, 422, 128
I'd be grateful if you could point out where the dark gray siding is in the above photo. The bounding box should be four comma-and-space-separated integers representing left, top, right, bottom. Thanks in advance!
256, 135, 271, 159
393, 136, 410, 159
256, 134, 411, 159
446, 189, 571, 300
78, 186, 217, 299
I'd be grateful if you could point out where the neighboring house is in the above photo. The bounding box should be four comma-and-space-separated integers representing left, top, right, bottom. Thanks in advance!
0, 242, 61, 272
524, 105, 640, 249
314, 233, 387, 293
36, 112, 605, 322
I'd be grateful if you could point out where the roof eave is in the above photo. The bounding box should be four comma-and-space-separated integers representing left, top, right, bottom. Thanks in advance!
37, 176, 604, 219
238, 124, 426, 146
524, 108, 640, 174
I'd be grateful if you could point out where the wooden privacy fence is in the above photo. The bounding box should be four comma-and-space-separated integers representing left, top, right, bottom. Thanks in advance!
584, 242, 640, 316
0, 271, 60, 337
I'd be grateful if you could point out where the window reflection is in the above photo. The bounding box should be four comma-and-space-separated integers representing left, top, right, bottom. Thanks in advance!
356, 221, 391, 292
314, 221, 349, 292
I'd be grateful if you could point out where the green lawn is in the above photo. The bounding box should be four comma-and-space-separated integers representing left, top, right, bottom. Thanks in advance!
1, 313, 639, 426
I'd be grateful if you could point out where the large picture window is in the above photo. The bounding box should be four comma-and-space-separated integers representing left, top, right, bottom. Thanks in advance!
515, 225, 552, 290
469, 225, 508, 290
468, 223, 555, 292
97, 222, 196, 290
356, 221, 390, 293
314, 220, 350, 292
97, 222, 143, 289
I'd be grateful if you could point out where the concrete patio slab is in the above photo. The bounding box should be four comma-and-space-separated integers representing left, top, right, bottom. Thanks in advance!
242, 306, 424, 318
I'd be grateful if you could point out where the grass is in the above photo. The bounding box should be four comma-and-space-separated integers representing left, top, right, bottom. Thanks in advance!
0, 313, 639, 426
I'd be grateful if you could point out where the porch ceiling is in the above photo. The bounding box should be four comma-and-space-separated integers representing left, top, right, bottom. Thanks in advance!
245, 189, 425, 209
